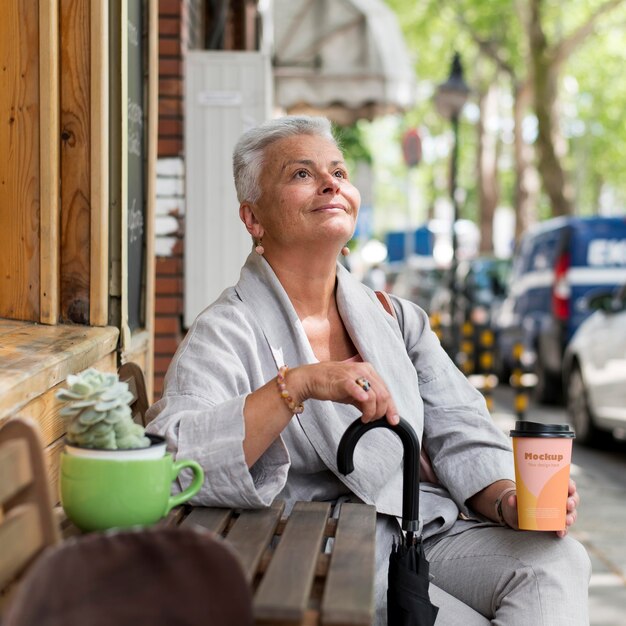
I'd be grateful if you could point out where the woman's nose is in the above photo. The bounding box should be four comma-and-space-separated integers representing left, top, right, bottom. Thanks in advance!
320, 174, 339, 194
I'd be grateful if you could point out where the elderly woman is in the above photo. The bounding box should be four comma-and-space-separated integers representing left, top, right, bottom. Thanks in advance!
146, 116, 590, 625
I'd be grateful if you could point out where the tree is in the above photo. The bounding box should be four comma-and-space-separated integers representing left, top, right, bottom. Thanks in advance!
386, 0, 626, 244
526, 0, 626, 216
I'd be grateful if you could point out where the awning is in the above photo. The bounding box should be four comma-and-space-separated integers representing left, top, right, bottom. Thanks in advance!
272, 0, 416, 125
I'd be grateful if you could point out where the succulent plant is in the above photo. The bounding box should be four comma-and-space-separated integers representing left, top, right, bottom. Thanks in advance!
56, 368, 150, 450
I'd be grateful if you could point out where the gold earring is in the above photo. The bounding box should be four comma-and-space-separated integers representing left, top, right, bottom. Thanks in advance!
255, 238, 265, 255
341, 245, 350, 256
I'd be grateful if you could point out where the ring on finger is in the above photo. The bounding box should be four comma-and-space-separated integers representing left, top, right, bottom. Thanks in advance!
355, 377, 371, 392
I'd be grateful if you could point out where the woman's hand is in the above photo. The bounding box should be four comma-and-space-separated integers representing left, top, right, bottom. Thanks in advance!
501, 478, 580, 537
558, 478, 580, 538
290, 362, 400, 425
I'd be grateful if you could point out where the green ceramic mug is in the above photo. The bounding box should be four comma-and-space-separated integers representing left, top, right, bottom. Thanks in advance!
60, 449, 204, 532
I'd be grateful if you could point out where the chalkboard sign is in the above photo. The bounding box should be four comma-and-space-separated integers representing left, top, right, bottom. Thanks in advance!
127, 0, 146, 331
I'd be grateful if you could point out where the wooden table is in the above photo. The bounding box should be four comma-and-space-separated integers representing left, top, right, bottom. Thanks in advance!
169, 500, 377, 626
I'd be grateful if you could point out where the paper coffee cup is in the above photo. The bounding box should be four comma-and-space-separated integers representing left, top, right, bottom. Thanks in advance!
510, 421, 575, 531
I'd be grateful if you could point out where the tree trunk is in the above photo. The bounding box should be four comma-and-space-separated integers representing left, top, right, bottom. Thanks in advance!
529, 0, 574, 216
513, 80, 540, 241
477, 84, 499, 254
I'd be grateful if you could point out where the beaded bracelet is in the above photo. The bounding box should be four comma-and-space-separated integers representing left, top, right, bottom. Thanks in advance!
276, 365, 304, 415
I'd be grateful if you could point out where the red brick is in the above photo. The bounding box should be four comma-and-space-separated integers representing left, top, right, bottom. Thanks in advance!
159, 17, 181, 36
159, 38, 182, 57
159, 118, 183, 137
170, 239, 184, 256
159, 58, 183, 77
159, 0, 182, 17
153, 376, 165, 399
158, 137, 183, 156
159, 96, 182, 117
154, 356, 173, 376
155, 336, 181, 354
159, 78, 183, 98
156, 276, 183, 295
155, 316, 180, 335
155, 296, 182, 315
156, 256, 183, 276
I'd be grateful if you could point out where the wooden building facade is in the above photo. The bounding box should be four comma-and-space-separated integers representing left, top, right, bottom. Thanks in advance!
0, 0, 158, 497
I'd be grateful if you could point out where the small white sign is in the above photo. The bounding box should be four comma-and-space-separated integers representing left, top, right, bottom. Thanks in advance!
197, 90, 242, 107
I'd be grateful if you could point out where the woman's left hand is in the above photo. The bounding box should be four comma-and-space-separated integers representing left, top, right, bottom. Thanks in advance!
556, 478, 580, 538
502, 478, 579, 537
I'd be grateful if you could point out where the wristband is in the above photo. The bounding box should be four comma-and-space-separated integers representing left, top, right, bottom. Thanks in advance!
494, 486, 517, 527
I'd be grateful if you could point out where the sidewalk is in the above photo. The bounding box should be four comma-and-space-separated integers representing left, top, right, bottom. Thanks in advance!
490, 387, 626, 626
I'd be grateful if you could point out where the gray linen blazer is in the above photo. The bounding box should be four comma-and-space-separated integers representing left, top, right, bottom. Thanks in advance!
146, 252, 515, 539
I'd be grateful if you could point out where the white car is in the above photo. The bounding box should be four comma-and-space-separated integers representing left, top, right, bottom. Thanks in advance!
563, 284, 626, 445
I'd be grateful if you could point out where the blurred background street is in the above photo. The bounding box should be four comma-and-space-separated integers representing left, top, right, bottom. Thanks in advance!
491, 385, 626, 626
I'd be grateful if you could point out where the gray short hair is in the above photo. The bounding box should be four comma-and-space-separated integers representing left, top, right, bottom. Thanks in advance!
232, 115, 338, 203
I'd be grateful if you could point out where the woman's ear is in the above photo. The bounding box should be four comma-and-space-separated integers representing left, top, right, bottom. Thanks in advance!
239, 202, 264, 239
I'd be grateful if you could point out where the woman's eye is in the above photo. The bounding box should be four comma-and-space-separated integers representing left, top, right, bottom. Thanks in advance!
333, 170, 346, 179
295, 170, 309, 179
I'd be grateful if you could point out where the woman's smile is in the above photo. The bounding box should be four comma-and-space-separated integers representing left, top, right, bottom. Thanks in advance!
311, 203, 348, 213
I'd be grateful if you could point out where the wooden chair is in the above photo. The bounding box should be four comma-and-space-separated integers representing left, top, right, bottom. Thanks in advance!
0, 417, 60, 609
118, 362, 150, 427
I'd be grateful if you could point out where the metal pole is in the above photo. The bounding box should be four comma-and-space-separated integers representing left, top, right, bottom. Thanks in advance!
404, 171, 413, 262
449, 113, 460, 362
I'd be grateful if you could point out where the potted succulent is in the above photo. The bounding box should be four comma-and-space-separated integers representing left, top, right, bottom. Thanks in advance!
57, 368, 159, 458
56, 368, 204, 531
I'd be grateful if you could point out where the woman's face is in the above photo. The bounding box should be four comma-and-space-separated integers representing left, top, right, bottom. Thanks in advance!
247, 134, 361, 253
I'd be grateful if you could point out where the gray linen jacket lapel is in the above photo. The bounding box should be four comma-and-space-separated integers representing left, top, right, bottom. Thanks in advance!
235, 253, 425, 518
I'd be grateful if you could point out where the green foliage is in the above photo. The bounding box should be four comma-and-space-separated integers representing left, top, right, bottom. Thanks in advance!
383, 0, 626, 227
334, 123, 373, 167
57, 369, 150, 450
563, 25, 626, 211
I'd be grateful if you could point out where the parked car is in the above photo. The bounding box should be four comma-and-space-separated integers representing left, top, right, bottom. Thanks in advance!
389, 256, 444, 313
563, 284, 626, 445
429, 256, 511, 367
493, 216, 626, 403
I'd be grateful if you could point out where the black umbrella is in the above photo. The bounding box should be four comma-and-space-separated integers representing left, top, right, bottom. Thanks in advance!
337, 417, 439, 626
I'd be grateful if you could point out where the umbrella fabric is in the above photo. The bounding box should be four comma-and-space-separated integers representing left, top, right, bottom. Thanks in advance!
387, 536, 439, 626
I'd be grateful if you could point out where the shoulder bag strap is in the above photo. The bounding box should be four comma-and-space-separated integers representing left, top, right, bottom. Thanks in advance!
375, 290, 397, 320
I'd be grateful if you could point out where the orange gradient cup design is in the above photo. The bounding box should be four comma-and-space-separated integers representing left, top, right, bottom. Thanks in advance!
510, 421, 575, 531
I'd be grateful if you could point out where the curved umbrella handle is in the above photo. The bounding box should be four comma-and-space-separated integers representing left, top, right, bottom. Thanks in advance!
337, 417, 420, 532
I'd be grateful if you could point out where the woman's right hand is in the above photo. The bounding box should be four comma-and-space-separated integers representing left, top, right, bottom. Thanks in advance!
289, 362, 400, 425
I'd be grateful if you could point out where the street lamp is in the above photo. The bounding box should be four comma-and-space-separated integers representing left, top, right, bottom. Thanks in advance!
434, 52, 469, 361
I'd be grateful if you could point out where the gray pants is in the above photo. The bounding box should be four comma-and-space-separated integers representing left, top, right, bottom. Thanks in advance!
374, 519, 591, 625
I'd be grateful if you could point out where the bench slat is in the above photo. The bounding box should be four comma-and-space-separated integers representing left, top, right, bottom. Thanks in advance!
184, 506, 233, 534
0, 439, 32, 505
321, 503, 376, 626
254, 501, 330, 624
0, 504, 44, 590
225, 500, 285, 583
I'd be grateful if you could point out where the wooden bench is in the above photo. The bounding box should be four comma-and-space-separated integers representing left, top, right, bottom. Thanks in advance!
174, 500, 377, 626
118, 364, 378, 624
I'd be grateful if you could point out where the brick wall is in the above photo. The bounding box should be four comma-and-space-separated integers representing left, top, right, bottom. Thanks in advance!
154, 0, 257, 398
154, 0, 199, 398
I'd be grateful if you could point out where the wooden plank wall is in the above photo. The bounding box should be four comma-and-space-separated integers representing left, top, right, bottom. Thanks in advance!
59, 0, 91, 324
0, 0, 41, 321
39, 0, 61, 325
0, 0, 101, 327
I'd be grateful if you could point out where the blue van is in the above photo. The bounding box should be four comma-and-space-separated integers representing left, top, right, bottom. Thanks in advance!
494, 216, 626, 403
